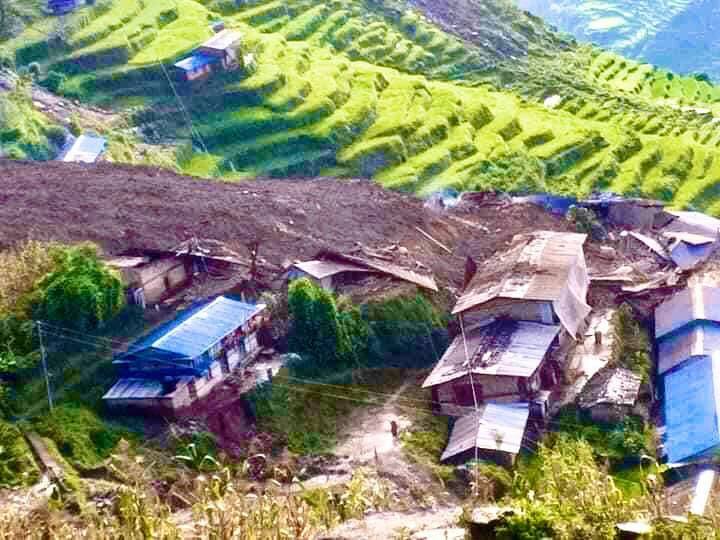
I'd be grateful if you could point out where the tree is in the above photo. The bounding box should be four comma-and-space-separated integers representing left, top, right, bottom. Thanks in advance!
287, 279, 357, 372
33, 243, 125, 331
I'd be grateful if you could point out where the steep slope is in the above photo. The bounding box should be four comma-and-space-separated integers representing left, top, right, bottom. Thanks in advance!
516, 0, 720, 81
3, 0, 720, 214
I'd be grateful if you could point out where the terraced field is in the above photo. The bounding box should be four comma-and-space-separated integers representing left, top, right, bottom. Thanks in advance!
4, 0, 720, 213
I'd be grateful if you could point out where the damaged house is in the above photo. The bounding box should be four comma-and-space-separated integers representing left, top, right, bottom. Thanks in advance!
577, 367, 642, 424
174, 29, 243, 82
103, 296, 267, 414
452, 230, 590, 340
425, 231, 590, 467
286, 250, 438, 294
656, 285, 720, 463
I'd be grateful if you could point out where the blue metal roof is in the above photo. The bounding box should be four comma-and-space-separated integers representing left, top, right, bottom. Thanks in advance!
173, 54, 218, 72
663, 355, 720, 463
122, 296, 263, 361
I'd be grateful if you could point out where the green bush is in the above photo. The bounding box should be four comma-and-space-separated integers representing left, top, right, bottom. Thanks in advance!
30, 403, 122, 470
42, 71, 66, 94
45, 125, 67, 148
0, 421, 40, 487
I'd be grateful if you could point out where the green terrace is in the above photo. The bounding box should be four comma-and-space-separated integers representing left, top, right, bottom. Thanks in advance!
3, 0, 720, 213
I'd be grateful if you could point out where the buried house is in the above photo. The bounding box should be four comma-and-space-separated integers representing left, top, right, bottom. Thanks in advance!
103, 296, 267, 414
655, 285, 720, 463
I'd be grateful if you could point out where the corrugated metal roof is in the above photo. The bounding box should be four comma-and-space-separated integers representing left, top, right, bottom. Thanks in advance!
293, 260, 371, 280
441, 403, 530, 461
655, 286, 720, 340
665, 211, 720, 237
663, 355, 720, 464
103, 378, 166, 400
668, 241, 716, 271
422, 320, 560, 387
199, 29, 242, 51
658, 322, 720, 375
174, 54, 217, 71
578, 367, 641, 409
61, 134, 106, 163
313, 250, 438, 291
453, 231, 589, 335
123, 296, 264, 361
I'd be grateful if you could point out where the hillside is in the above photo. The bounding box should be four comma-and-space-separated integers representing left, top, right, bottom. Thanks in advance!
2, 0, 720, 213
516, 0, 720, 81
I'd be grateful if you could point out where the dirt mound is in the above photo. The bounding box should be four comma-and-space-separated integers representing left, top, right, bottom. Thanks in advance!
0, 160, 573, 291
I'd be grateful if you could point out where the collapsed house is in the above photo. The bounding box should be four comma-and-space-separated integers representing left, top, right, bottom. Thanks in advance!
107, 238, 253, 308
656, 285, 720, 463
174, 29, 242, 81
426, 231, 590, 466
577, 367, 642, 424
103, 296, 267, 414
286, 250, 438, 293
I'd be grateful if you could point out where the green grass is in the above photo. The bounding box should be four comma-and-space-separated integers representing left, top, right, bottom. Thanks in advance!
6, 0, 720, 212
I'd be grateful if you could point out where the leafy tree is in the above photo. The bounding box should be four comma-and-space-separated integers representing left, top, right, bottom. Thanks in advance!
288, 279, 355, 372
0, 240, 58, 317
33, 243, 124, 331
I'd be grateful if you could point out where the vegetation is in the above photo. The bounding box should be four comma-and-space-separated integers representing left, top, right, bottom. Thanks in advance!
3, 1, 720, 212
611, 303, 652, 383
0, 419, 40, 487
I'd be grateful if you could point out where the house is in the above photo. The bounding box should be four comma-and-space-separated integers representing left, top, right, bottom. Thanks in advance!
106, 255, 191, 308
287, 250, 438, 293
453, 231, 590, 339
60, 134, 107, 163
655, 285, 720, 463
195, 29, 242, 70
174, 29, 242, 81
440, 403, 530, 467
422, 319, 560, 416
661, 355, 720, 464
103, 296, 267, 414
288, 260, 374, 292
580, 194, 666, 229
577, 367, 642, 424
655, 286, 720, 376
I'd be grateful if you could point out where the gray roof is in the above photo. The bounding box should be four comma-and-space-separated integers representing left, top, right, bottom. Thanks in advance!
578, 367, 641, 409
655, 286, 720, 340
665, 211, 720, 238
422, 320, 560, 388
441, 403, 530, 461
103, 377, 194, 400
453, 231, 589, 336
198, 29, 242, 52
292, 260, 372, 280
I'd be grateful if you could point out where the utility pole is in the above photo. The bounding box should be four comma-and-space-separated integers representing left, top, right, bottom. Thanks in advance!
36, 322, 54, 411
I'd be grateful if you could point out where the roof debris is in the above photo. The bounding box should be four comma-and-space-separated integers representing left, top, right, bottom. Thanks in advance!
578, 367, 641, 410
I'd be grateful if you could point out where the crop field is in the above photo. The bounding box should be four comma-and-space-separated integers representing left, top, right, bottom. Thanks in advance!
4, 0, 720, 213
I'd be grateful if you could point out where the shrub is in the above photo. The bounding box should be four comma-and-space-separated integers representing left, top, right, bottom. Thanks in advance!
45, 125, 67, 148
27, 62, 41, 79
42, 71, 66, 93
0, 420, 40, 487
30, 403, 123, 470
0, 49, 15, 71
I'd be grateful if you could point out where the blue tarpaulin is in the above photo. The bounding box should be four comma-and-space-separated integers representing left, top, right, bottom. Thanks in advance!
173, 54, 218, 72
663, 355, 720, 463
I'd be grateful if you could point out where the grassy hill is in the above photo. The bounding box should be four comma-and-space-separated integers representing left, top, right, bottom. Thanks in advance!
3, 0, 720, 214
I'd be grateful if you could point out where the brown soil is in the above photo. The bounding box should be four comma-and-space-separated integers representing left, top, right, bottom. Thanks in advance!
0, 160, 576, 291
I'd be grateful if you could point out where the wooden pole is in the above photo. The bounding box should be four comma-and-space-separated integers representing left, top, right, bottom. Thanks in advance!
36, 322, 53, 412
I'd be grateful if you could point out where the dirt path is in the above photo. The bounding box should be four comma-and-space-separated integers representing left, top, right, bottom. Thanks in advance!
321, 506, 464, 539
334, 382, 413, 464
